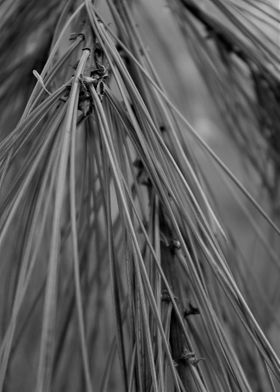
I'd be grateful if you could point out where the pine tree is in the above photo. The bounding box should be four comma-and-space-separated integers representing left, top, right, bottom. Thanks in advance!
0, 1, 280, 391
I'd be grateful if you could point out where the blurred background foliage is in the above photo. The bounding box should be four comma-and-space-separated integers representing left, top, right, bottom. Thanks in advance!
1, 0, 280, 391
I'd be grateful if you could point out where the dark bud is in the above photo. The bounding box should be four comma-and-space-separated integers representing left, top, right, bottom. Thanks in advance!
184, 302, 200, 318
